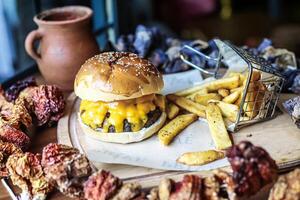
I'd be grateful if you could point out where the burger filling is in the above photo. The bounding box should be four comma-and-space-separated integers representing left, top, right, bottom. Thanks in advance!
79, 94, 165, 133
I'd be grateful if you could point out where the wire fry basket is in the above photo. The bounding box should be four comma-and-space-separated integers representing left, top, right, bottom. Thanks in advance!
180, 39, 285, 131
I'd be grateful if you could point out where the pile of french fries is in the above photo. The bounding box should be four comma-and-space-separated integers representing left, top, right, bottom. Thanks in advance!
158, 70, 266, 166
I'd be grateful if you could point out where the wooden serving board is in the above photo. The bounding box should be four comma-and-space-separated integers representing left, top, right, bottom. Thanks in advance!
57, 93, 300, 187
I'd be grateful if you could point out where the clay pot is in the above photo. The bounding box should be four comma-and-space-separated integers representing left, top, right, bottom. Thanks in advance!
25, 6, 100, 90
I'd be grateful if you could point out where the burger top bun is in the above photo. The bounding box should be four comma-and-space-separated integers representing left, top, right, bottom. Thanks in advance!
74, 52, 164, 102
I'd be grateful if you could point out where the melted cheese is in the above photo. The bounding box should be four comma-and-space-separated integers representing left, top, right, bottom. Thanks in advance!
80, 95, 165, 133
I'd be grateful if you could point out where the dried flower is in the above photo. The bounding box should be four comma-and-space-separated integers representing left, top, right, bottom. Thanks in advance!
42, 143, 92, 198
112, 183, 142, 200
0, 125, 30, 150
4, 77, 37, 102
169, 175, 202, 200
41, 143, 79, 167
0, 141, 22, 177
6, 152, 52, 200
226, 141, 278, 197
84, 170, 122, 200
268, 168, 300, 200
30, 85, 65, 126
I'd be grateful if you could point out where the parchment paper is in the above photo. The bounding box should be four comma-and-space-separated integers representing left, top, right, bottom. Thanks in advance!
80, 69, 230, 171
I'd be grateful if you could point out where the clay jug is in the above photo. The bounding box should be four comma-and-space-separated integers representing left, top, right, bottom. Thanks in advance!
25, 6, 100, 90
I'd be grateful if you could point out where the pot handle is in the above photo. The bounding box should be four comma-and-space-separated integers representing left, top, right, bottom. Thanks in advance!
25, 29, 43, 61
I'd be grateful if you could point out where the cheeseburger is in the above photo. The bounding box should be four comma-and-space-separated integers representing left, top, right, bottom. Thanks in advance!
74, 52, 167, 143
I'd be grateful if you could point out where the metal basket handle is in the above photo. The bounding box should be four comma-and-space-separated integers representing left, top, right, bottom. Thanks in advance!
180, 45, 222, 78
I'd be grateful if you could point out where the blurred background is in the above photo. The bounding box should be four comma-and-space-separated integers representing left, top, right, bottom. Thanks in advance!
0, 0, 300, 82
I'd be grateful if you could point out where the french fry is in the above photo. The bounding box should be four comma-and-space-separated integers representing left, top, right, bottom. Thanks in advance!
250, 70, 261, 82
224, 116, 250, 130
176, 75, 240, 96
186, 88, 208, 100
206, 76, 240, 91
234, 93, 243, 106
194, 93, 222, 106
177, 150, 225, 166
254, 82, 267, 112
230, 86, 243, 93
222, 90, 240, 104
230, 70, 261, 108
243, 83, 257, 119
167, 94, 206, 118
158, 114, 198, 145
175, 84, 207, 96
209, 100, 239, 122
240, 74, 246, 86
241, 70, 263, 119
223, 117, 233, 129
228, 72, 246, 86
166, 103, 180, 119
154, 94, 166, 111
206, 103, 232, 150
232, 86, 246, 107
217, 88, 230, 97
244, 81, 266, 119
228, 72, 240, 77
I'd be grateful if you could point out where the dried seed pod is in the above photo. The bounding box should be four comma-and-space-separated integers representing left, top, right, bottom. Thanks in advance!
44, 154, 91, 198
0, 124, 30, 150
17, 85, 65, 127
0, 87, 14, 118
6, 152, 52, 200
158, 178, 174, 200
16, 87, 37, 111
203, 175, 221, 200
0, 86, 33, 130
169, 175, 202, 200
190, 175, 202, 200
4, 77, 37, 102
2, 101, 33, 129
147, 187, 159, 200
84, 170, 122, 200
132, 193, 147, 200
268, 168, 300, 200
0, 141, 22, 177
41, 143, 79, 167
31, 85, 65, 126
42, 143, 92, 199
111, 182, 142, 200
213, 170, 235, 200
226, 141, 278, 197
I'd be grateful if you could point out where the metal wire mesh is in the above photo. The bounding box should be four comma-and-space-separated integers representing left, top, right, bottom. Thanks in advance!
236, 76, 284, 129
180, 40, 285, 131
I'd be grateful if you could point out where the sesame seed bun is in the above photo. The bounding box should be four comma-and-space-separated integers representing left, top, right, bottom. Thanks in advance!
74, 52, 164, 102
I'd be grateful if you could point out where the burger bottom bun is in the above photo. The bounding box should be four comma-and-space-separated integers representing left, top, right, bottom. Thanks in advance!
79, 112, 167, 144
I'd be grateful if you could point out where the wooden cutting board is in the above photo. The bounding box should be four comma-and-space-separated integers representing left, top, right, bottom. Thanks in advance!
57, 93, 300, 187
